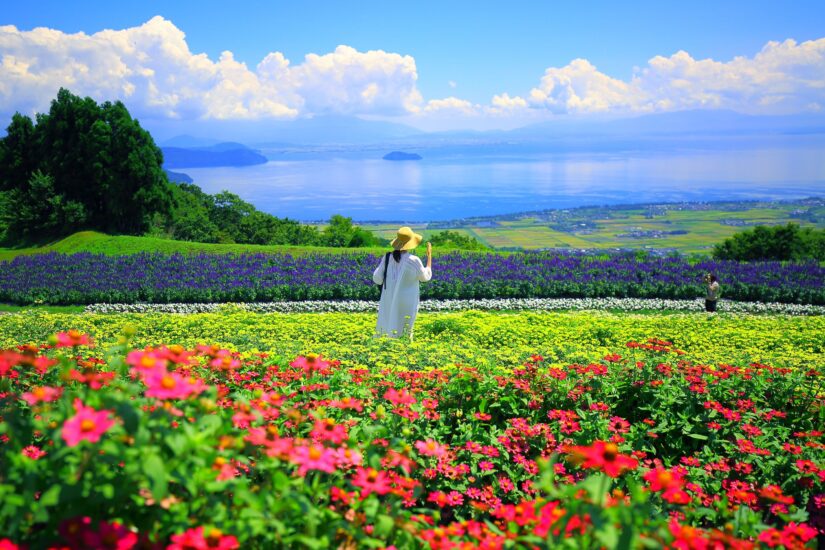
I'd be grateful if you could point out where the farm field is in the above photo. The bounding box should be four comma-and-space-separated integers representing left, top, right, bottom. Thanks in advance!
0, 309, 823, 548
433, 202, 825, 253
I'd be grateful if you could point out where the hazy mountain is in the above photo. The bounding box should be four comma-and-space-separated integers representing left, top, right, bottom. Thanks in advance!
161, 144, 268, 168
163, 169, 193, 183
149, 110, 825, 156
146, 115, 422, 147
509, 110, 825, 139
160, 135, 223, 148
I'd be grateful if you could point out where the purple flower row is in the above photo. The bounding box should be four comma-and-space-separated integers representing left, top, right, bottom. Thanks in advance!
0, 251, 822, 305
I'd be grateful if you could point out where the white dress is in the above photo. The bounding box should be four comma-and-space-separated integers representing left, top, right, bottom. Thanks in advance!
373, 252, 432, 338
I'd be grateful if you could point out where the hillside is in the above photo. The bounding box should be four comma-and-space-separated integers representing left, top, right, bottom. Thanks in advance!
0, 231, 386, 261
161, 143, 268, 168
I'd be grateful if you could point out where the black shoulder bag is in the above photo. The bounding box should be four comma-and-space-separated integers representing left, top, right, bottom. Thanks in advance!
377, 252, 390, 295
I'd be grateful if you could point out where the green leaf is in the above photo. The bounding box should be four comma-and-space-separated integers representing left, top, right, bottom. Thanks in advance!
116, 402, 140, 435
164, 433, 187, 456
39, 484, 61, 507
374, 514, 394, 538
686, 433, 708, 440
142, 453, 168, 501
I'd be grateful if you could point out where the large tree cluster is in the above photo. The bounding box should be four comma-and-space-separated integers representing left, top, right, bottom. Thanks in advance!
0, 88, 173, 243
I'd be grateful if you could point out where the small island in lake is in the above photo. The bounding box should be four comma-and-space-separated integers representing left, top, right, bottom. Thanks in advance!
383, 151, 423, 161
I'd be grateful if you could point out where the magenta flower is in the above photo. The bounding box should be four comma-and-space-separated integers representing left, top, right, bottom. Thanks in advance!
21, 385, 62, 406
61, 399, 115, 447
143, 369, 207, 400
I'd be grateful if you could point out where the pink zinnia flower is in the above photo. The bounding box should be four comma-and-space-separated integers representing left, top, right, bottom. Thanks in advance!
53, 330, 92, 348
351, 467, 393, 497
290, 353, 330, 374
334, 447, 363, 469
168, 526, 239, 550
210, 353, 241, 372
290, 443, 337, 476
22, 445, 46, 460
143, 369, 207, 400
415, 439, 448, 458
21, 385, 62, 405
383, 387, 416, 406
310, 418, 349, 445
61, 399, 115, 447
81, 519, 138, 550
0, 539, 21, 550
126, 349, 167, 372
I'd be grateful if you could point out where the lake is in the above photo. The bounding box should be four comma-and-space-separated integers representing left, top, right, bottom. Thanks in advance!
178, 141, 825, 222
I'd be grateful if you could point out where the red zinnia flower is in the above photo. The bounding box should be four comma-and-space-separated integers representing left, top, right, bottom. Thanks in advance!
22, 445, 46, 460
565, 441, 638, 477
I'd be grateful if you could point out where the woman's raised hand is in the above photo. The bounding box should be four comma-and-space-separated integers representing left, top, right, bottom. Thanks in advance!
426, 242, 432, 257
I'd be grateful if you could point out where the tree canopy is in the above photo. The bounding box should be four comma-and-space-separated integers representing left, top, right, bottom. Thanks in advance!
712, 223, 825, 261
0, 88, 174, 243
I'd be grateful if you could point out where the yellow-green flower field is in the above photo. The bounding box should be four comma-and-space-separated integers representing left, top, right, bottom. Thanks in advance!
1, 310, 821, 371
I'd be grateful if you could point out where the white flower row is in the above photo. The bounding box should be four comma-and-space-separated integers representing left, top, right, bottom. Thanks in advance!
83, 298, 825, 315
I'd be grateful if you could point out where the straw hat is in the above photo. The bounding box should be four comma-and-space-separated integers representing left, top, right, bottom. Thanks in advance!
390, 226, 423, 251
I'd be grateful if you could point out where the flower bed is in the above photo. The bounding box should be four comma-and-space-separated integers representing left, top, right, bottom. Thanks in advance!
0, 332, 822, 548
1, 250, 822, 305
82, 297, 825, 315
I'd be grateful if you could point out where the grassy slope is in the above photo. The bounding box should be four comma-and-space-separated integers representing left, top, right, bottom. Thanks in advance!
0, 231, 387, 261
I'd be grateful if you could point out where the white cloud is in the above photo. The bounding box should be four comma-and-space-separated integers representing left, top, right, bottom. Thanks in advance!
424, 96, 478, 115
488, 92, 528, 114
1, 18, 822, 129
291, 45, 421, 116
0, 17, 423, 120
525, 38, 825, 115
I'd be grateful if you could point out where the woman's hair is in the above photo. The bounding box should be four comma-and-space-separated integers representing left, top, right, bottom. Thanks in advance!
709, 273, 718, 283
392, 250, 403, 263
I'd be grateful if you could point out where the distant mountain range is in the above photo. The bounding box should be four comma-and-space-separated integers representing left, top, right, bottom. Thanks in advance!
151, 109, 825, 160
161, 142, 268, 168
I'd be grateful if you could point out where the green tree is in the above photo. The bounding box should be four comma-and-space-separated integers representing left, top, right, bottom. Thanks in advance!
321, 215, 382, 247
428, 230, 489, 250
712, 223, 825, 261
0, 88, 173, 241
0, 171, 87, 243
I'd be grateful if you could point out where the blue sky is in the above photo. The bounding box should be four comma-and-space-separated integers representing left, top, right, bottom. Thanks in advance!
2, 0, 825, 130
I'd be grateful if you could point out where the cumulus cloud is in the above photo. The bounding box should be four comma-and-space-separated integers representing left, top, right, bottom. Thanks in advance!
291, 45, 421, 116
0, 17, 423, 120
525, 38, 825, 115
488, 92, 528, 114
424, 96, 478, 115
1, 18, 822, 127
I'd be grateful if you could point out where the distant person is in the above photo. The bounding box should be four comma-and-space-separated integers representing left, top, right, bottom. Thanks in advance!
373, 227, 432, 339
704, 273, 720, 313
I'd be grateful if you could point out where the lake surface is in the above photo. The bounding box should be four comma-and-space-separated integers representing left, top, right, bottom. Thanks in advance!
179, 142, 825, 221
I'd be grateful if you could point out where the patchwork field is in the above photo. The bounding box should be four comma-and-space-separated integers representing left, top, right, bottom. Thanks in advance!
465, 204, 824, 253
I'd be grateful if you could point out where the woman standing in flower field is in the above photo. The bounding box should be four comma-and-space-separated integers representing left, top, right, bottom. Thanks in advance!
704, 272, 721, 313
373, 227, 432, 339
